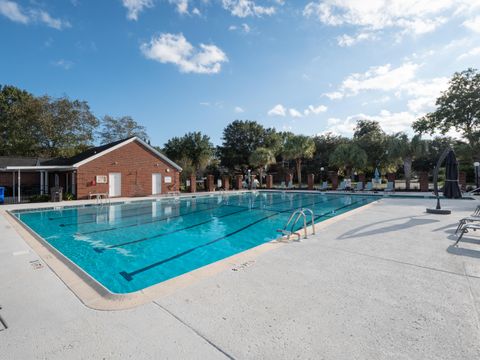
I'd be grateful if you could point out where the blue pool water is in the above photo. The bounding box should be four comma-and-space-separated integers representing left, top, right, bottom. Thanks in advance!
13, 192, 378, 293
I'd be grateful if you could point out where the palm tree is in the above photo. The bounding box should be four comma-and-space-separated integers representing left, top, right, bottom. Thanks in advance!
249, 147, 276, 187
329, 143, 367, 178
387, 133, 427, 190
282, 135, 316, 186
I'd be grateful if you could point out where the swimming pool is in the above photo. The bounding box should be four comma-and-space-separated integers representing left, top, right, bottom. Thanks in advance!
12, 191, 378, 293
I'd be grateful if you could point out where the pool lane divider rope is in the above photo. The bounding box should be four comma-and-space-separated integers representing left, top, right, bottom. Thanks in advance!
92, 195, 325, 252
118, 197, 364, 281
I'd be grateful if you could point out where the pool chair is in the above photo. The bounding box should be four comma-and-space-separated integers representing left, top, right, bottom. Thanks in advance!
454, 223, 480, 246
337, 181, 346, 191
364, 182, 373, 191
354, 182, 364, 192
319, 181, 329, 191
455, 206, 480, 234
384, 181, 395, 193
280, 181, 286, 189
287, 181, 294, 189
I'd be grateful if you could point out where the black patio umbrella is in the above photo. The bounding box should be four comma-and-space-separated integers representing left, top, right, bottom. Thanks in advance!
443, 150, 462, 199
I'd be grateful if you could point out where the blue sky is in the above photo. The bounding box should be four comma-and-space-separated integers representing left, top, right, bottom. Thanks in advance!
1, 0, 479, 146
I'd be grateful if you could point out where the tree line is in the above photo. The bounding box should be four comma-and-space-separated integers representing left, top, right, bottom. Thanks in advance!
0, 85, 148, 158
1, 68, 479, 187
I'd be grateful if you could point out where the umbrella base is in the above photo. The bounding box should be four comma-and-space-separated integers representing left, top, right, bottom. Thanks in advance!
426, 208, 451, 215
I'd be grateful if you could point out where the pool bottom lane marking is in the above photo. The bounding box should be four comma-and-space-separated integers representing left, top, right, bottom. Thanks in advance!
118, 197, 362, 281
92, 195, 320, 252
93, 207, 253, 253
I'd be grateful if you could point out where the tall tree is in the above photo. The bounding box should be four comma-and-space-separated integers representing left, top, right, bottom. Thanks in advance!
249, 147, 276, 187
0, 85, 42, 156
38, 96, 99, 157
99, 115, 148, 144
329, 143, 368, 178
218, 120, 279, 170
413, 68, 480, 157
163, 132, 215, 176
386, 133, 427, 190
282, 135, 316, 186
353, 120, 387, 171
0, 85, 98, 157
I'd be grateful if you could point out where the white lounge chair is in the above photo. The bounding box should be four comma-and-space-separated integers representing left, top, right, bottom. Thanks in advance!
319, 181, 329, 191
384, 181, 395, 193
337, 181, 346, 191
287, 181, 294, 189
364, 182, 373, 191
354, 182, 364, 191
280, 181, 286, 189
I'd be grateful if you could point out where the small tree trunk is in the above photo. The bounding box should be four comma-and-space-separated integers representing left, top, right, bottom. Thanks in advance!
296, 159, 302, 186
404, 157, 412, 190
259, 168, 264, 187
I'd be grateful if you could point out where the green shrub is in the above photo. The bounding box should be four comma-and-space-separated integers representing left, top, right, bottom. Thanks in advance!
29, 194, 50, 203
65, 193, 76, 201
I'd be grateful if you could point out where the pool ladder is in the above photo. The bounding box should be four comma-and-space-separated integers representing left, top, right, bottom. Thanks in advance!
277, 208, 315, 241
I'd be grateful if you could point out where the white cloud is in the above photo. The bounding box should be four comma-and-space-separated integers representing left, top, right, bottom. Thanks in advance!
192, 7, 201, 16
52, 59, 74, 70
463, 16, 480, 32
0, 1, 70, 29
268, 104, 287, 116
234, 106, 245, 113
323, 91, 343, 100
269, 104, 327, 117
169, 0, 189, 15
457, 46, 480, 60
302, 0, 480, 44
339, 62, 419, 96
304, 104, 327, 116
323, 110, 417, 137
289, 108, 303, 118
337, 32, 376, 47
329, 61, 449, 114
122, 0, 153, 21
140, 33, 228, 74
222, 0, 275, 18
31, 10, 71, 30
0, 0, 28, 23
229, 23, 251, 33
303, 0, 451, 34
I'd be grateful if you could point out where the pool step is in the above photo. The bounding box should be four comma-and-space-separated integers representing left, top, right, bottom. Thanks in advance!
276, 229, 301, 241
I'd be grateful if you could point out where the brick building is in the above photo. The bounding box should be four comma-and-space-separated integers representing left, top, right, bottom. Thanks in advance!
0, 137, 182, 202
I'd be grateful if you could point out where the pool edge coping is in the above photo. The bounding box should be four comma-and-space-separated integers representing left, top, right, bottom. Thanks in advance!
2, 192, 380, 311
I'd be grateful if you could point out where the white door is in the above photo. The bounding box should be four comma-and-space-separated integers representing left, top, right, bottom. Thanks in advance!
152, 173, 162, 195
109, 173, 121, 197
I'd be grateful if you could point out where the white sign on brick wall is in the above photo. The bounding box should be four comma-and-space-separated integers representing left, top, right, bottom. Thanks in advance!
96, 175, 108, 184
164, 176, 172, 184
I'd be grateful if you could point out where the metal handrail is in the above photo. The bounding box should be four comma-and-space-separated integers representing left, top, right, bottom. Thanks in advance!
279, 208, 315, 240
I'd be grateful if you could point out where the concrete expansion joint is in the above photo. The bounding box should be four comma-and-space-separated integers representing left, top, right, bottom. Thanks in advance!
324, 244, 480, 280
152, 300, 236, 360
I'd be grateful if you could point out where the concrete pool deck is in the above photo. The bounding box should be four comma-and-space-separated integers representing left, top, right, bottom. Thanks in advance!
1, 195, 480, 359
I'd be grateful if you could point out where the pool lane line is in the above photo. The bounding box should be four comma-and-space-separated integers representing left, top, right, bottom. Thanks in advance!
118, 197, 346, 281
48, 194, 246, 221
94, 207, 254, 253
92, 195, 325, 251
58, 198, 222, 227
79, 203, 238, 236
76, 194, 318, 237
